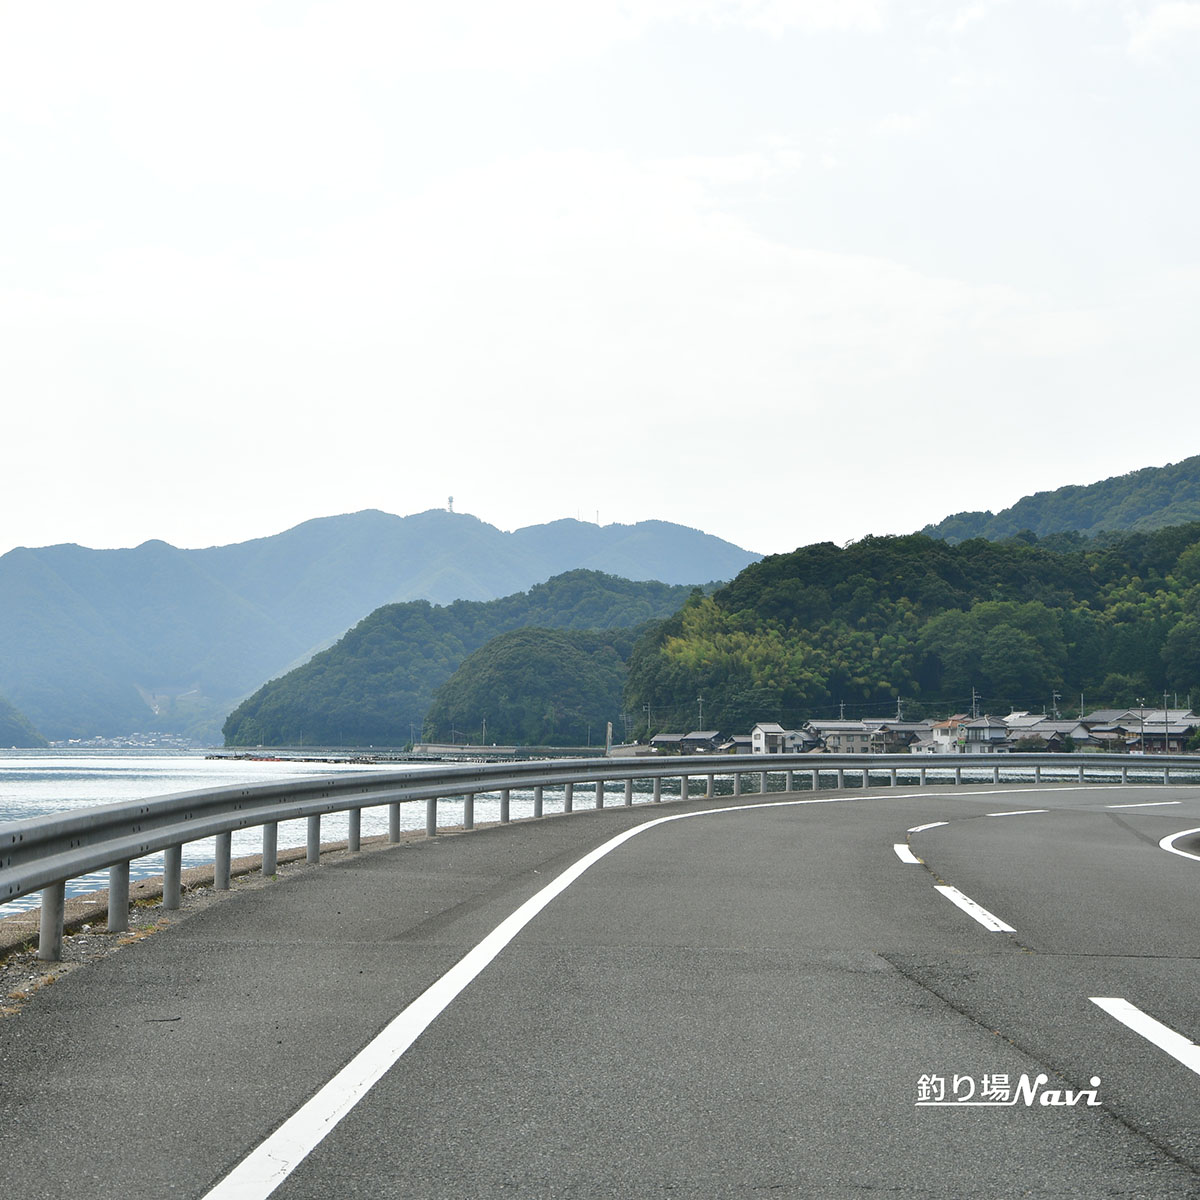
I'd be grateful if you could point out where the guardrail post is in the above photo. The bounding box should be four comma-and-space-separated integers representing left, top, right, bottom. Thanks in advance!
993, 766, 1000, 784
500, 789, 510, 823
890, 768, 898, 786
262, 821, 278, 875
706, 773, 715, 798
812, 768, 819, 792
163, 845, 182, 910
733, 771, 742, 796
1164, 763, 1171, 785
760, 770, 768, 794
954, 766, 962, 786
595, 780, 605, 809
919, 767, 927, 786
533, 786, 543, 818
680, 774, 689, 799
464, 793, 475, 830
624, 780, 633, 806
388, 803, 400, 843
1121, 764, 1129, 784
564, 782, 574, 813
837, 768, 845, 789
1035, 765, 1042, 783
38, 881, 65, 962
653, 777, 662, 802
426, 797, 438, 837
107, 861, 130, 933
786, 769, 795, 792
305, 817, 320, 866
1078, 764, 1085, 783
863, 765, 870, 789
349, 809, 362, 852
216, 831, 233, 887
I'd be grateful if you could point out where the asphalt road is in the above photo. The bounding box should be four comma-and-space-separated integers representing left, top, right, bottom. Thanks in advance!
2, 781, 1199, 1198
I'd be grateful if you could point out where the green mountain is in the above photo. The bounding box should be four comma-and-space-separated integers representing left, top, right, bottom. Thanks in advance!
222, 571, 700, 747
423, 627, 636, 748
0, 694, 47, 748
922, 455, 1200, 543
624, 523, 1200, 732
0, 511, 758, 743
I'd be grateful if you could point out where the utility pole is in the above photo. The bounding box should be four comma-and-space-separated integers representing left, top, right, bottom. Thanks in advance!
697, 695, 704, 729
1052, 691, 1061, 720
1137, 698, 1145, 753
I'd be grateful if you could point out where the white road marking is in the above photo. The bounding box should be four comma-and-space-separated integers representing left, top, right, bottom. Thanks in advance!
1159, 827, 1200, 863
1090, 997, 1200, 1076
908, 821, 948, 833
893, 843, 922, 863
201, 781, 1143, 1198
1108, 800, 1182, 809
985, 808, 1048, 817
934, 885, 1015, 932
200, 791, 887, 1200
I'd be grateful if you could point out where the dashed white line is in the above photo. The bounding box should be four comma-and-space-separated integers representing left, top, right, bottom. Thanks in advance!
934, 885, 1015, 932
985, 808, 1048, 817
908, 821, 948, 833
893, 843, 922, 864
1090, 998, 1200, 1076
1108, 800, 1182, 809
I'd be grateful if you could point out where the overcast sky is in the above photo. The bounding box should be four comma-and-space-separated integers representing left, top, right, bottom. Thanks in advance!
2, 1, 1197, 560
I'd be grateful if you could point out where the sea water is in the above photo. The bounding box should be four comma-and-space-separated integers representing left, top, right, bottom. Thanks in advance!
0, 748, 631, 916
0, 749, 431, 914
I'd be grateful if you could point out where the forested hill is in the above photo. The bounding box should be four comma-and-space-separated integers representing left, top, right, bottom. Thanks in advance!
223, 571, 699, 747
921, 455, 1200, 543
0, 694, 46, 748
424, 628, 635, 748
624, 524, 1200, 734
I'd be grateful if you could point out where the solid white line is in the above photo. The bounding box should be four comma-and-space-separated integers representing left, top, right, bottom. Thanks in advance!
893, 843, 921, 864
908, 821, 948, 833
1159, 827, 1200, 863
200, 791, 868, 1200
985, 808, 1049, 817
934, 885, 1015, 932
1090, 997, 1200, 1076
1108, 800, 1182, 809
202, 780, 1118, 1198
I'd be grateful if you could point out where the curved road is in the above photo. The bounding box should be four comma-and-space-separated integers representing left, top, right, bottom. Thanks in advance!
2, 781, 1199, 1197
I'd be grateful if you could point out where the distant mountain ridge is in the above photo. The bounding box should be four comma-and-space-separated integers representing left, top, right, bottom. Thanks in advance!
922, 455, 1200, 543
0, 510, 759, 743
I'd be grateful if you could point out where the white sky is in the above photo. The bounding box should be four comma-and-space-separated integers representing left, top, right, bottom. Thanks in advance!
2, 0, 1197, 559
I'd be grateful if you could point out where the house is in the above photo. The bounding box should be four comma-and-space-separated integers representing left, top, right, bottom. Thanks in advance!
804, 720, 875, 753
1082, 708, 1199, 753
958, 715, 1010, 753
873, 721, 932, 753
681, 730, 725, 754
649, 733, 684, 754
913, 715, 970, 754
751, 722, 788, 754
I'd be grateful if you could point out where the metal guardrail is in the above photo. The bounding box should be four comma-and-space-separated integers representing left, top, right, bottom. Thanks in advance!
2, 751, 1196, 961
